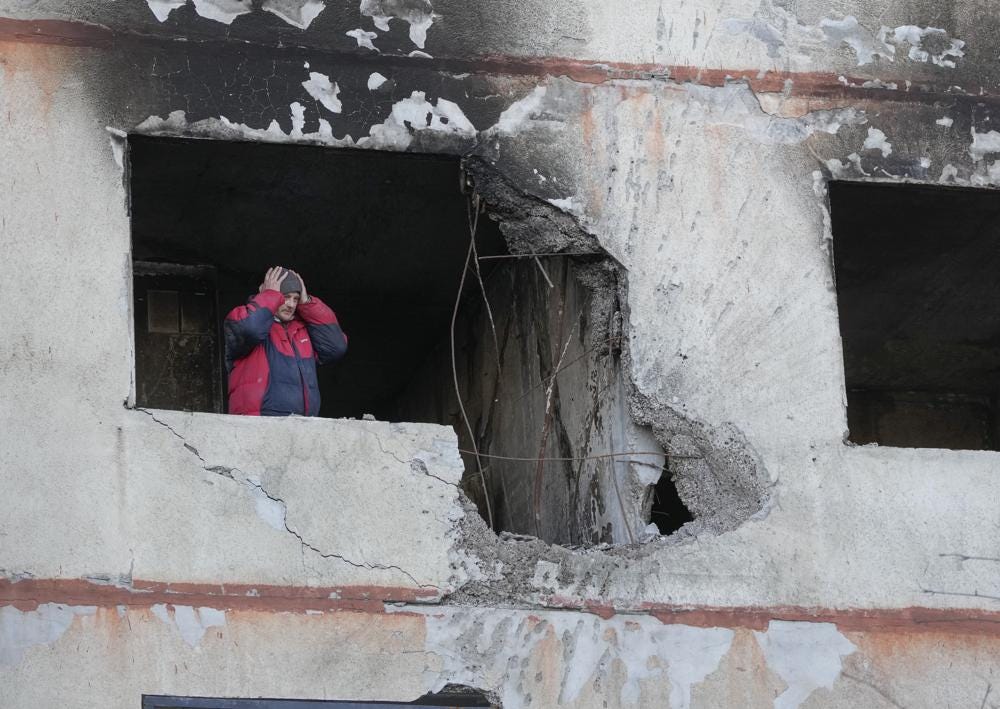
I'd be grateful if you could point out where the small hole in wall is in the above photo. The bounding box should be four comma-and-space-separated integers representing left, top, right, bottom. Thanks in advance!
649, 462, 693, 535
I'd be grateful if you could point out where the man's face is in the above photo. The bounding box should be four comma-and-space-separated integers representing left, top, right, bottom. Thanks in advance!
276, 292, 301, 322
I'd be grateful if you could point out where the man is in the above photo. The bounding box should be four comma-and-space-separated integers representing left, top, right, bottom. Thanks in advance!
224, 266, 347, 416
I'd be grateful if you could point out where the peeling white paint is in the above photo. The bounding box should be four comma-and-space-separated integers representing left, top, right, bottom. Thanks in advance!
408, 50, 433, 59
147, 0, 325, 27
151, 604, 226, 648
492, 86, 562, 135
289, 102, 306, 138
860, 79, 898, 90
548, 196, 584, 216
811, 169, 827, 199
367, 72, 388, 90
684, 83, 865, 145
360, 0, 435, 49
302, 72, 343, 114
362, 91, 475, 150
937, 116, 954, 127
919, 156, 932, 168
136, 109, 354, 149
347, 28, 379, 51
146, 0, 187, 22
939, 163, 960, 183
825, 158, 849, 178
754, 621, 856, 709
191, 0, 253, 24
399, 606, 733, 709
972, 160, 1000, 186
820, 16, 893, 65
721, 17, 786, 59
826, 21, 965, 67
846, 152, 870, 176
892, 25, 965, 67
0, 604, 96, 666
862, 127, 892, 157
261, 0, 326, 29
724, 5, 965, 69
106, 126, 127, 170
970, 129, 1000, 161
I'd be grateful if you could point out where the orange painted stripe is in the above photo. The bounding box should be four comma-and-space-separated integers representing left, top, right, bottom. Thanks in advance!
0, 577, 439, 613
4, 577, 1000, 634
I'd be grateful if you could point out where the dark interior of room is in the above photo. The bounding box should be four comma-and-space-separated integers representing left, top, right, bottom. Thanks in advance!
830, 180, 1000, 450
129, 135, 507, 420
649, 464, 693, 535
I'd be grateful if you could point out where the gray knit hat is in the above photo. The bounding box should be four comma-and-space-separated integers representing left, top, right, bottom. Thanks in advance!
280, 271, 302, 295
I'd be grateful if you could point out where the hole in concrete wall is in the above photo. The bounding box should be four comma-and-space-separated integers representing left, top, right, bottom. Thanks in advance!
646, 462, 693, 535
830, 180, 1000, 450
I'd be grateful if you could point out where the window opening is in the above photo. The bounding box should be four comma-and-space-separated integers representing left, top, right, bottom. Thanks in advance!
128, 136, 507, 418
830, 180, 1000, 450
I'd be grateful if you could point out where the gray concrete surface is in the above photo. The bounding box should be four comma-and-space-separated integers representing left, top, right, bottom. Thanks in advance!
2, 0, 1000, 707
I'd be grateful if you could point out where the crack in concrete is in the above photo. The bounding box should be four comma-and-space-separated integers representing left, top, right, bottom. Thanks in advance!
410, 458, 460, 488
136, 407, 208, 462
202, 464, 436, 589
135, 408, 438, 591
939, 553, 1000, 564
368, 429, 460, 489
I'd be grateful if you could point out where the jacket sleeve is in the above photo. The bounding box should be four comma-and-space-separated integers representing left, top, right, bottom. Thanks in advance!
224, 290, 283, 370
296, 296, 348, 365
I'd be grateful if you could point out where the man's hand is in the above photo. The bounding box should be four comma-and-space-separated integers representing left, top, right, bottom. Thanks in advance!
260, 266, 288, 293
290, 270, 310, 302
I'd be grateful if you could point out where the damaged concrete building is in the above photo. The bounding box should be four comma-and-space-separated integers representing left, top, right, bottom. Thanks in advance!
2, 0, 1000, 706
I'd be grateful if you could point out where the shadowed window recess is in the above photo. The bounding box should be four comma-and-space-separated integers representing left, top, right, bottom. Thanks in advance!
128, 136, 506, 418
830, 181, 1000, 451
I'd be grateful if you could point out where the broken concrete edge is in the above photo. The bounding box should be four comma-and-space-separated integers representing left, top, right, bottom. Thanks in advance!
460, 158, 772, 536
625, 386, 776, 538
4, 574, 1000, 636
461, 156, 606, 258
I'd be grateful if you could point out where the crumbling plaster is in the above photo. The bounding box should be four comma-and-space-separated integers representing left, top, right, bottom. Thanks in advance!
3, 602, 1000, 709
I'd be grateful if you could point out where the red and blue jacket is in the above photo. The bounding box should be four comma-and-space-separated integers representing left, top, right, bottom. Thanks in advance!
224, 290, 348, 416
